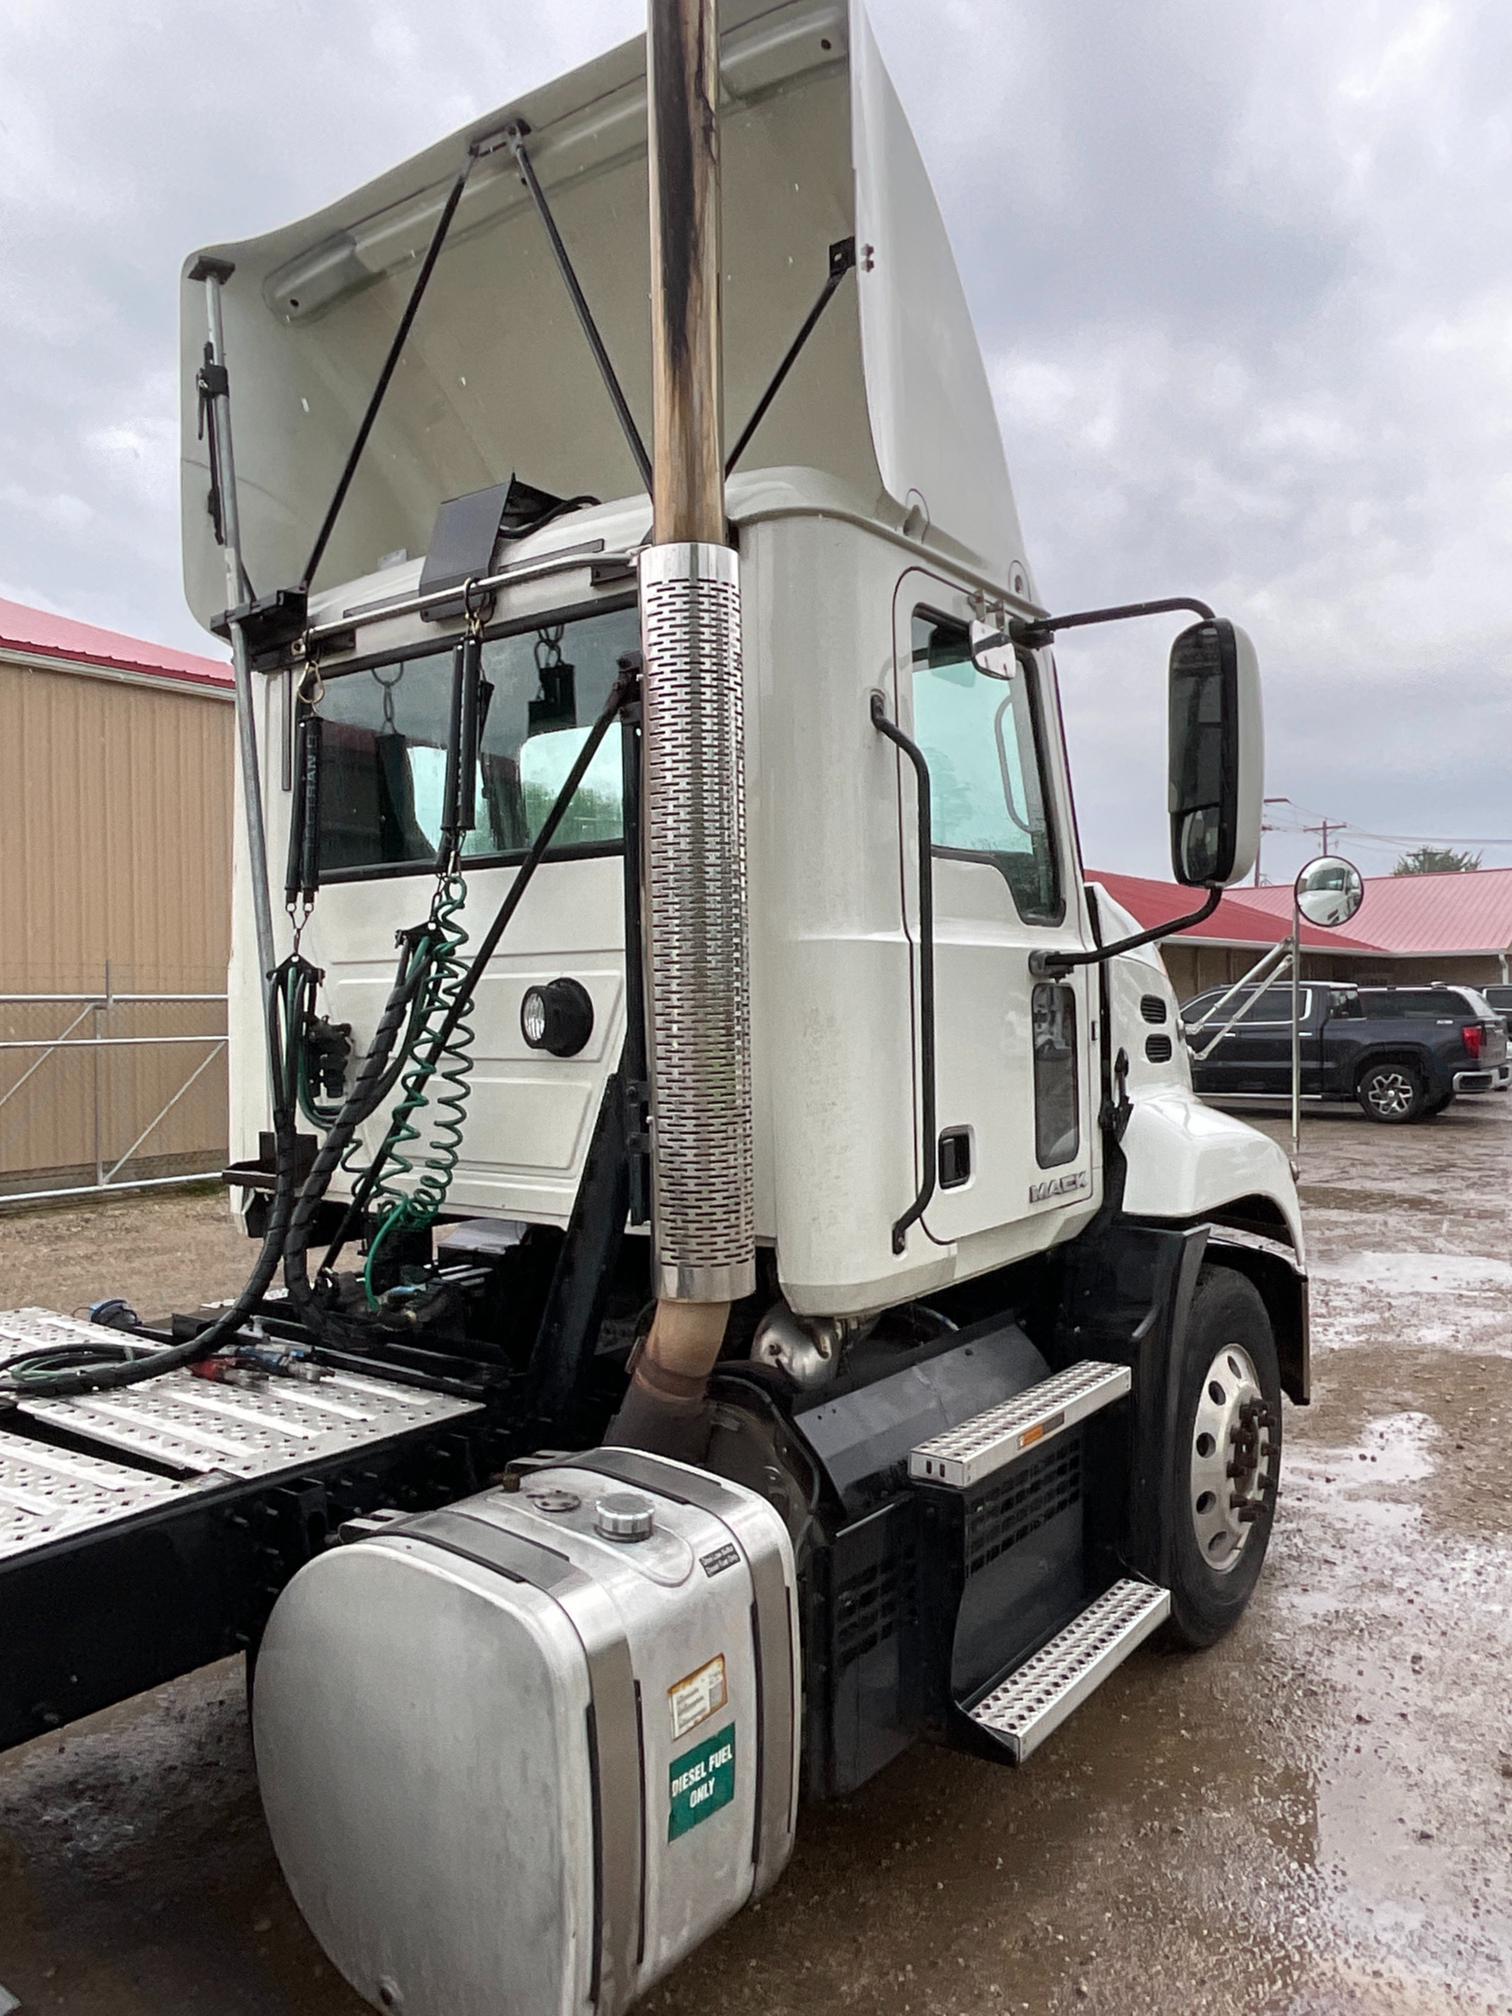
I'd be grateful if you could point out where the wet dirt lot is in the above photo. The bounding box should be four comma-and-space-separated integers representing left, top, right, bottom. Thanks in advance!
1, 1103, 1509, 2015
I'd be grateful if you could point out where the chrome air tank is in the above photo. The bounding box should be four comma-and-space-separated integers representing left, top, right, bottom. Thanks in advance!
253, 1450, 800, 2016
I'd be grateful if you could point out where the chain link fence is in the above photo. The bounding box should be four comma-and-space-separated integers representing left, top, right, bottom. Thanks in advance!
0, 963, 228, 1204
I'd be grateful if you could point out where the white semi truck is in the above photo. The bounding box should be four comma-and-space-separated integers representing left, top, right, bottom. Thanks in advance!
0, 4, 1306, 2011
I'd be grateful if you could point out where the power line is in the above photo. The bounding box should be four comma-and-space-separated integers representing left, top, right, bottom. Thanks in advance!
1345, 829, 1512, 848
1258, 797, 1512, 854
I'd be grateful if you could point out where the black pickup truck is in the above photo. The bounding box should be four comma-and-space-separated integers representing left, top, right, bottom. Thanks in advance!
1179, 980, 1509, 1123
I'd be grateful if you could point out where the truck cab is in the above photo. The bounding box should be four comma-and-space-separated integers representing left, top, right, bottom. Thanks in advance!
0, 8, 1313, 2014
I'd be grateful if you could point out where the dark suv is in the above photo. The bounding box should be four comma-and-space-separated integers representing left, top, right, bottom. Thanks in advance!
1180, 980, 1508, 1122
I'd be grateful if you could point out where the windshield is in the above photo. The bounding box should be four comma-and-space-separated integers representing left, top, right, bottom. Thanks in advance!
313, 602, 638, 877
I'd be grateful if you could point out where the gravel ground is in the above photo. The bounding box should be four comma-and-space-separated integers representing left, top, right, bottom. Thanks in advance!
1, 1101, 1509, 2014
0, 1186, 248, 1322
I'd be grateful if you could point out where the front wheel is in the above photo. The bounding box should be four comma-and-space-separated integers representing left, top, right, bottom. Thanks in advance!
1356, 1060, 1426, 1123
1162, 1267, 1281, 1649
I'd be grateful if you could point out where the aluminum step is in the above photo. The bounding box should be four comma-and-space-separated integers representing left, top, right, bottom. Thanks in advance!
967, 1578, 1170, 1762
908, 1360, 1130, 1490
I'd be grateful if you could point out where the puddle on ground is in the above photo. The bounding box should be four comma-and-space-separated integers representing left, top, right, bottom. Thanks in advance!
1290, 1411, 1438, 1488
1314, 1290, 1512, 1358
1310, 1250, 1512, 1294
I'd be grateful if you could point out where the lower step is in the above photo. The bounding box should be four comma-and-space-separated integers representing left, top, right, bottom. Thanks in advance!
966, 1578, 1170, 1762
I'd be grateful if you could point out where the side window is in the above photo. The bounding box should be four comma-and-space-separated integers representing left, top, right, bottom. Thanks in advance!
908, 612, 1062, 924
1402, 991, 1452, 1018
1251, 987, 1309, 1025
1032, 981, 1079, 1166
1182, 989, 1224, 1022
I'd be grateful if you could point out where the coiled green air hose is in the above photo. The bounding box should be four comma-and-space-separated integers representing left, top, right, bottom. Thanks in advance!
358, 871, 476, 1306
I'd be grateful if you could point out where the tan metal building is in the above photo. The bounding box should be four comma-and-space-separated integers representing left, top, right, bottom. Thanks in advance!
0, 599, 233, 1197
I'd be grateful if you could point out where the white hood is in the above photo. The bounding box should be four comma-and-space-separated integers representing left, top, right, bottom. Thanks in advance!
180, 0, 1028, 631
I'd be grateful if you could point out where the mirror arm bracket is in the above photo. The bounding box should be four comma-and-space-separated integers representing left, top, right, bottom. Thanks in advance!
1030, 886, 1223, 979
1008, 595, 1217, 653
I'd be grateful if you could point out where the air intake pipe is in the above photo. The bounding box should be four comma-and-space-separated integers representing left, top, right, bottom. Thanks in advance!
608, 0, 755, 1459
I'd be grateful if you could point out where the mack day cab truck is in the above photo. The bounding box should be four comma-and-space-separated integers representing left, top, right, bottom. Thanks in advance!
0, 4, 1309, 2010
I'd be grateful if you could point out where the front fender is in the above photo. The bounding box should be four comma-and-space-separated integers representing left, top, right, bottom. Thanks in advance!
1119, 1088, 1304, 1260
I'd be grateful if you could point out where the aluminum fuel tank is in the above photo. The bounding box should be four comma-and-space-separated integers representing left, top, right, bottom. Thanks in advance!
253, 1449, 800, 2016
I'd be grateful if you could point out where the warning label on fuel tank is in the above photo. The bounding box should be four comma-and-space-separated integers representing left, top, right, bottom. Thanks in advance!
668, 1723, 736, 1840
668, 1653, 728, 1738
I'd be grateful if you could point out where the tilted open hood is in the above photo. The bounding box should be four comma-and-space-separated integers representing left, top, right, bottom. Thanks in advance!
180, 0, 1028, 632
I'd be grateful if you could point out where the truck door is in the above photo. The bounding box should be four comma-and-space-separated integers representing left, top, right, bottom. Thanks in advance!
1247, 984, 1314, 1097
890, 574, 1096, 1249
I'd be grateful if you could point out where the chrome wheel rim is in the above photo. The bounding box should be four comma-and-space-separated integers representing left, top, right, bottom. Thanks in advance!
1190, 1344, 1276, 1573
1366, 1069, 1414, 1118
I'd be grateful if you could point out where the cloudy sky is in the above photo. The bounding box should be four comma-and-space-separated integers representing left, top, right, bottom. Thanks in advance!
2, 0, 1509, 882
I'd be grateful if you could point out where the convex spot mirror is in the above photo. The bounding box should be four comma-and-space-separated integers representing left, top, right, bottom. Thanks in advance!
1167, 618, 1263, 887
969, 618, 1017, 681
1295, 855, 1365, 929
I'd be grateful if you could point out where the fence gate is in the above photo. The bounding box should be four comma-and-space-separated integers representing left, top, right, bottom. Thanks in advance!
0, 966, 228, 1204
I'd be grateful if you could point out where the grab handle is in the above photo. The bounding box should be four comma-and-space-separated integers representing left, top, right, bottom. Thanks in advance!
871, 690, 937, 1253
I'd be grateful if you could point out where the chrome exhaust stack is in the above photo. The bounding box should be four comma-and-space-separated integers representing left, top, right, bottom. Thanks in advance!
639, 538, 754, 1309
610, 0, 755, 1457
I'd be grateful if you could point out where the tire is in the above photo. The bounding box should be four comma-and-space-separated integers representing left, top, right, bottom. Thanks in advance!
1162, 1267, 1282, 1650
1356, 1059, 1426, 1123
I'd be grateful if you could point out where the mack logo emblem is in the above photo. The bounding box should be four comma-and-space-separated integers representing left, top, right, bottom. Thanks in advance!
669, 1724, 736, 1839
1029, 1171, 1089, 1204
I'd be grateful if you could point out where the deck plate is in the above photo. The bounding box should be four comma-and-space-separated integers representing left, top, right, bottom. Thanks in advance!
1, 1307, 481, 1561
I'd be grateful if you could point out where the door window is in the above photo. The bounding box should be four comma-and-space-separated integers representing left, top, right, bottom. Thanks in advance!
908, 613, 1062, 924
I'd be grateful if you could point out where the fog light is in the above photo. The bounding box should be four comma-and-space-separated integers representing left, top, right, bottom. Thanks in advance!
521, 979, 594, 1058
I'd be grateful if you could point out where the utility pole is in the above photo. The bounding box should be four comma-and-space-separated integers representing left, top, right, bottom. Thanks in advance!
1256, 796, 1291, 885
1302, 817, 1345, 858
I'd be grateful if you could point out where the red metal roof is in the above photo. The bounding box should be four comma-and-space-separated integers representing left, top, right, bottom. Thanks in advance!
1095, 867, 1512, 958
1236, 867, 1512, 956
0, 598, 231, 692
1091, 871, 1378, 952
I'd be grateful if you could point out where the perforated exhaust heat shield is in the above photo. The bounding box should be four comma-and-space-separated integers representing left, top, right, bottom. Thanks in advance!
639, 541, 755, 1302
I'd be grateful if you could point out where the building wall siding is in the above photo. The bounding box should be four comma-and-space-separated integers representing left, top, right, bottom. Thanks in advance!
0, 657, 232, 1188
